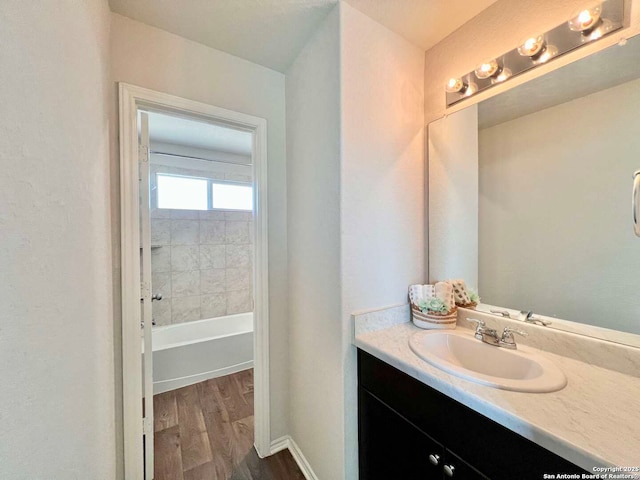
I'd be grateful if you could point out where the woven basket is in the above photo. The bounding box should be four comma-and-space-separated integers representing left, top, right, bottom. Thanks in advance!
411, 305, 457, 329
409, 284, 458, 329
458, 302, 477, 309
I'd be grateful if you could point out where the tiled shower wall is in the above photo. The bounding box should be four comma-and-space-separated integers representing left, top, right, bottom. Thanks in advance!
150, 209, 254, 325
149, 162, 253, 326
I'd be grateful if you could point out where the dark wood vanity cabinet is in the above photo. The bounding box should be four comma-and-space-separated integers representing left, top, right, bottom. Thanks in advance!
358, 350, 588, 480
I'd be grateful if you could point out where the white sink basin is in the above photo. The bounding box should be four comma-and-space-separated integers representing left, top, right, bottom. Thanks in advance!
409, 329, 567, 393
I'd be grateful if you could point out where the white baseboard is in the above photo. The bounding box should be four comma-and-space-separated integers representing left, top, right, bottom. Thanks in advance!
270, 436, 319, 480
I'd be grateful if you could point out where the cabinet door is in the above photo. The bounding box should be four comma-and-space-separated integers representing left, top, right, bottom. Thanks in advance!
359, 388, 444, 480
442, 450, 489, 480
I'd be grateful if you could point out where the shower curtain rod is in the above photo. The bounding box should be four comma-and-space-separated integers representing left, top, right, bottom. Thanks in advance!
149, 150, 252, 167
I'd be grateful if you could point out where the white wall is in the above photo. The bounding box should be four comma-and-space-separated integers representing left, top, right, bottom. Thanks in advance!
287, 4, 425, 478
0, 1, 115, 478
285, 6, 343, 479
109, 12, 290, 442
340, 4, 425, 478
428, 105, 479, 287
479, 78, 640, 333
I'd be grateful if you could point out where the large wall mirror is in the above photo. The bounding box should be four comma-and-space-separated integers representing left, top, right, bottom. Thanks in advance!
428, 33, 640, 342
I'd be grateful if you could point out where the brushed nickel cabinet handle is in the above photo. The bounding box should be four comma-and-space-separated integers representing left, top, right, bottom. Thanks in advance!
428, 453, 440, 465
444, 464, 455, 477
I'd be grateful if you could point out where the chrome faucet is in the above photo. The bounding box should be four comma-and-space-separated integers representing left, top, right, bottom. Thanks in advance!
466, 318, 528, 349
499, 326, 528, 349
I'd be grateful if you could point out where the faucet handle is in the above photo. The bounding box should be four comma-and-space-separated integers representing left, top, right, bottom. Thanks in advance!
466, 317, 485, 326
502, 326, 528, 338
466, 318, 486, 336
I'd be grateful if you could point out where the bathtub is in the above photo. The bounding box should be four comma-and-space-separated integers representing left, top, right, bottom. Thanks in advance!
150, 312, 253, 395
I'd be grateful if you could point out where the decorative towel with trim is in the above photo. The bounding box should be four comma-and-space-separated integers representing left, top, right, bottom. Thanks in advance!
447, 279, 472, 306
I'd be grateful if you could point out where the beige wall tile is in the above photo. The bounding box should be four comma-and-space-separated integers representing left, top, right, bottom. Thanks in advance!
171, 296, 200, 323
152, 272, 171, 299
152, 299, 172, 326
226, 267, 252, 292
200, 245, 225, 269
200, 294, 226, 318
151, 246, 171, 273
170, 219, 199, 245
225, 221, 250, 244
226, 245, 252, 268
227, 290, 253, 314
151, 219, 171, 245
170, 245, 199, 271
171, 270, 200, 297
200, 220, 225, 244
201, 268, 226, 294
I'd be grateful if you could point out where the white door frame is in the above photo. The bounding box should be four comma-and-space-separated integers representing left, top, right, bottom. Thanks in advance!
119, 83, 271, 480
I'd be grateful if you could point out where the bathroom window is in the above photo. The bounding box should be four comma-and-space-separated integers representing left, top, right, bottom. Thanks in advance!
156, 173, 253, 211
211, 182, 253, 211
157, 174, 208, 210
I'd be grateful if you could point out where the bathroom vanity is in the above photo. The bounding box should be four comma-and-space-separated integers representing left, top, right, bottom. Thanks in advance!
358, 350, 585, 479
353, 305, 640, 480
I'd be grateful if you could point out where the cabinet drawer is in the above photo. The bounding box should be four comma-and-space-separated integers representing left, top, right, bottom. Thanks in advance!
443, 450, 489, 480
358, 349, 587, 480
359, 388, 444, 479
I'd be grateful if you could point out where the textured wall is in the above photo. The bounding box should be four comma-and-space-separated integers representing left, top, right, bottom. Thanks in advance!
286, 5, 343, 479
479, 78, 640, 334
340, 4, 426, 479
0, 0, 115, 478
110, 12, 289, 442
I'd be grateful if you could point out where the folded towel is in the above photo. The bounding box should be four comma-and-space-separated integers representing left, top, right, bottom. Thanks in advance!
434, 281, 455, 311
409, 284, 424, 305
448, 279, 472, 305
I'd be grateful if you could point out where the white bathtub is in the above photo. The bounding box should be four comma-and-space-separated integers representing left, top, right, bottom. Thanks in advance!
150, 313, 253, 394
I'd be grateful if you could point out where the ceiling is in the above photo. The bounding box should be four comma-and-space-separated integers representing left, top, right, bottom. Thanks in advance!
145, 111, 253, 157
343, 0, 499, 51
109, 0, 498, 72
479, 34, 640, 129
109, 0, 338, 72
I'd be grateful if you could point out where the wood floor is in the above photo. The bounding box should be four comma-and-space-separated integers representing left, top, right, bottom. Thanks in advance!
154, 369, 305, 480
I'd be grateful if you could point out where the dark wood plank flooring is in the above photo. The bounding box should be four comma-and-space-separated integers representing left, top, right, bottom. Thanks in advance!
154, 369, 305, 480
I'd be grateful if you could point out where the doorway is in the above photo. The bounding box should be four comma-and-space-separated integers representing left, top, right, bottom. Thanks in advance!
119, 84, 270, 480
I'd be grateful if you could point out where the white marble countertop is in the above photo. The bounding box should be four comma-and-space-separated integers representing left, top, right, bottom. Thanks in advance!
354, 311, 640, 474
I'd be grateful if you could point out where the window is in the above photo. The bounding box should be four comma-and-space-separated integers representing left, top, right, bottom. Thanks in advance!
211, 183, 253, 211
157, 174, 208, 210
156, 173, 253, 211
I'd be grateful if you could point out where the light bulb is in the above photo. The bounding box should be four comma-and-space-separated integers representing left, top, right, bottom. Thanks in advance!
475, 60, 500, 79
445, 78, 465, 93
568, 4, 602, 32
518, 36, 545, 57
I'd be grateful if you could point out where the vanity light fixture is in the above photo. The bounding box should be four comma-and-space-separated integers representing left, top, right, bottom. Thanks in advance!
444, 0, 624, 107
